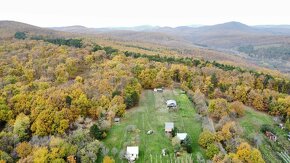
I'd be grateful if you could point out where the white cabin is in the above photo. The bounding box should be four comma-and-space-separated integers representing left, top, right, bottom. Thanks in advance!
165, 122, 174, 133
126, 146, 139, 162
177, 133, 188, 141
166, 100, 177, 107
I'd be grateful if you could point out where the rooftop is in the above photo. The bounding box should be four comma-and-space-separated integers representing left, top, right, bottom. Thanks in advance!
165, 122, 174, 130
166, 100, 177, 106
127, 146, 139, 155
177, 133, 188, 141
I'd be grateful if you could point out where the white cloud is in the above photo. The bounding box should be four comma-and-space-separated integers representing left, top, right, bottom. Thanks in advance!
0, 0, 289, 27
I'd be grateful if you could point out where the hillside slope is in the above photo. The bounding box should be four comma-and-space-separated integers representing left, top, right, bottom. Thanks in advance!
0, 21, 74, 39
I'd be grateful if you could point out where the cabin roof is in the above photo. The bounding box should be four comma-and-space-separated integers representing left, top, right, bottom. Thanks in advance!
165, 122, 174, 131
177, 133, 188, 141
127, 146, 139, 155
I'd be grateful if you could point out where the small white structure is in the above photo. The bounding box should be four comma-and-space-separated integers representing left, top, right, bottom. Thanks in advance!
154, 88, 163, 92
126, 146, 139, 162
147, 130, 154, 135
162, 148, 167, 156
279, 123, 285, 129
165, 122, 174, 133
177, 133, 188, 141
114, 117, 121, 123
166, 100, 177, 107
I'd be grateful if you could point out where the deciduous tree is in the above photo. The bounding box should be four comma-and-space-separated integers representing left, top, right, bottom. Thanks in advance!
208, 98, 229, 120
13, 113, 30, 141
16, 142, 32, 158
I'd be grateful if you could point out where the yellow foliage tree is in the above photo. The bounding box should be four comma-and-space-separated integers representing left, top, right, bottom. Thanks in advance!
16, 142, 32, 158
208, 98, 229, 120
103, 156, 115, 163
33, 147, 49, 163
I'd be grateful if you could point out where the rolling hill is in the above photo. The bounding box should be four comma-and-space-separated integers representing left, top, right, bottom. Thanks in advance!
0, 21, 75, 39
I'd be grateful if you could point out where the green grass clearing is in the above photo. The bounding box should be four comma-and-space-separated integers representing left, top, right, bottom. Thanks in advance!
239, 107, 289, 163
103, 89, 203, 162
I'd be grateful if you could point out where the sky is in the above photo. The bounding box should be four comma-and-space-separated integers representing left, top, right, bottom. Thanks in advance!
0, 0, 289, 27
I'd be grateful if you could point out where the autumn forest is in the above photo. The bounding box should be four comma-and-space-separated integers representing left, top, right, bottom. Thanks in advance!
0, 20, 290, 163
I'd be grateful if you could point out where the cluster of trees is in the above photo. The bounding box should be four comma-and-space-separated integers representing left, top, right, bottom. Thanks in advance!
198, 128, 264, 162
14, 32, 27, 40
14, 32, 83, 48
213, 142, 265, 163
198, 130, 219, 159
43, 38, 83, 48
192, 87, 264, 161
0, 130, 102, 162
125, 51, 290, 95
92, 44, 118, 55
208, 99, 245, 121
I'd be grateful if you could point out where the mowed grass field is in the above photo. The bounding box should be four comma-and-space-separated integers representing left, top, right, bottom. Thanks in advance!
239, 107, 290, 163
239, 107, 273, 136
103, 89, 203, 162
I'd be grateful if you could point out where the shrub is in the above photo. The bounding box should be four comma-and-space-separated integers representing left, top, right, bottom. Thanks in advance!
205, 143, 219, 159
183, 135, 193, 153
198, 130, 216, 148
90, 124, 106, 139
125, 91, 139, 108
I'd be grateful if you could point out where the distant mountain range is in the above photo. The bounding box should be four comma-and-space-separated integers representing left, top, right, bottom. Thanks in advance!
2, 20, 290, 49
49, 21, 290, 48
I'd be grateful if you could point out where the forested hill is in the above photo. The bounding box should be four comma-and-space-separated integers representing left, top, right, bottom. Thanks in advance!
52, 21, 290, 73
3, 20, 290, 75
0, 21, 290, 162
0, 21, 76, 39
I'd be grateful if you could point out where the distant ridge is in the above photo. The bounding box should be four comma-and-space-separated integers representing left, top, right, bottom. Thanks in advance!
0, 20, 71, 38
255, 25, 290, 29
0, 20, 42, 31
2, 20, 290, 49
204, 21, 252, 30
